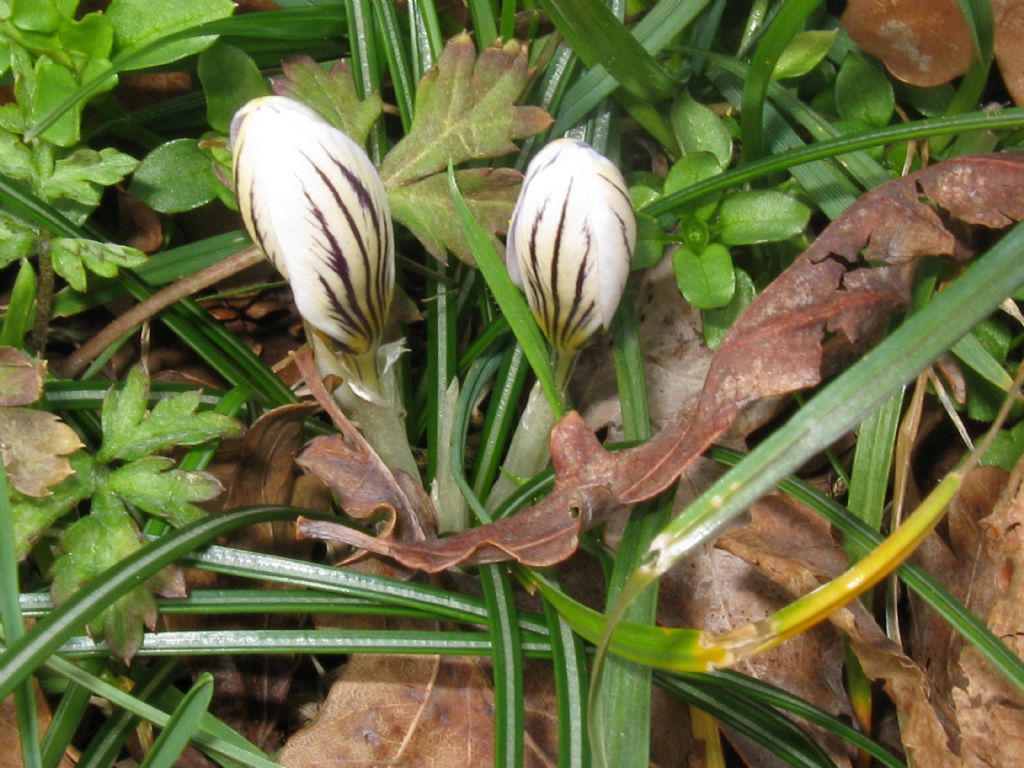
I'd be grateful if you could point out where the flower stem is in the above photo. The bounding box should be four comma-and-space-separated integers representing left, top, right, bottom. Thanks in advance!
485, 379, 558, 514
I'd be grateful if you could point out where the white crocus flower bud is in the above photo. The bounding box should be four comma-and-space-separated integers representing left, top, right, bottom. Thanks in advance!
507, 138, 635, 355
231, 96, 394, 370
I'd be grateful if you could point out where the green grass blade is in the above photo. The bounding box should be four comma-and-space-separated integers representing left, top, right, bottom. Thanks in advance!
542, 595, 590, 767
644, 109, 1024, 217
345, 0, 386, 162
426, 270, 457, 483
481, 566, 525, 768
740, 0, 823, 162
0, 506, 307, 702
591, 293, 664, 768
75, 659, 180, 768
448, 166, 562, 413
951, 332, 1015, 391
467, 0, 499, 47
538, 0, 676, 103
552, 0, 708, 135
373, 1, 416, 131
138, 673, 215, 768
0, 464, 43, 768
847, 391, 904, 545
471, 346, 529, 499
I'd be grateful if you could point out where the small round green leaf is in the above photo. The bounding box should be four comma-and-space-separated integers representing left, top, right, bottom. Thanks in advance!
670, 92, 733, 168
663, 152, 723, 222
672, 243, 735, 310
772, 30, 836, 80
717, 190, 810, 246
129, 139, 218, 213
835, 53, 894, 128
198, 42, 269, 134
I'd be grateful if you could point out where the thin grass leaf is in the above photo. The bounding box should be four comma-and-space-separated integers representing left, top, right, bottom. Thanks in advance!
0, 465, 43, 768
373, 1, 416, 131
552, 0, 708, 135
75, 659, 180, 768
740, 0, 823, 162
591, 293, 665, 768
848, 392, 904, 546
41, 658, 106, 768
644, 109, 1024, 217
345, 0, 386, 162
952, 332, 1016, 391
0, 506, 307, 701
941, 0, 994, 127
542, 596, 590, 768
471, 346, 529, 499
481, 566, 526, 768
138, 673, 215, 768
467, 0, 499, 48
538, 0, 676, 103
448, 165, 562, 413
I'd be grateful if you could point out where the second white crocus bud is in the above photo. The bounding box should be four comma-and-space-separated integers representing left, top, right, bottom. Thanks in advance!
507, 138, 636, 356
231, 95, 394, 370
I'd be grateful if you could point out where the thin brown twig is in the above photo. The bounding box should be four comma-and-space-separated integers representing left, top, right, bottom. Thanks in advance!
57, 247, 265, 378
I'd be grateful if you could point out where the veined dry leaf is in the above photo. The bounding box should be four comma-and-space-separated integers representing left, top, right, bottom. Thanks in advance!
0, 347, 45, 406
299, 154, 1024, 572
388, 167, 523, 263
0, 408, 83, 497
661, 494, 854, 768
911, 464, 1024, 768
717, 495, 958, 768
279, 652, 559, 767
379, 34, 551, 188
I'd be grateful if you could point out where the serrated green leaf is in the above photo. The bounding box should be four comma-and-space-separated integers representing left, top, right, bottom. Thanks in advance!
389, 167, 521, 263
0, 212, 37, 267
835, 53, 894, 128
129, 138, 218, 213
0, 128, 35, 181
51, 489, 156, 659
273, 55, 383, 148
198, 42, 269, 134
99, 367, 240, 462
99, 365, 148, 463
772, 30, 836, 80
672, 243, 735, 310
38, 146, 138, 206
30, 56, 81, 146
671, 92, 733, 169
107, 0, 235, 70
58, 12, 114, 74
717, 190, 810, 246
380, 34, 551, 188
10, 0, 75, 34
50, 237, 146, 291
104, 456, 220, 525
12, 451, 95, 559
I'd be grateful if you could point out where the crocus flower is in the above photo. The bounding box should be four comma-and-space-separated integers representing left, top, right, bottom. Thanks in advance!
506, 138, 635, 354
231, 96, 394, 360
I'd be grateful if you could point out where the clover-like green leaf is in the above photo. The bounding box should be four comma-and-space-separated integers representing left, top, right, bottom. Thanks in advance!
37, 146, 138, 206
98, 366, 240, 463
273, 55, 382, 148
11, 451, 96, 559
104, 456, 222, 526
50, 237, 146, 291
51, 489, 156, 660
379, 34, 551, 188
389, 167, 522, 263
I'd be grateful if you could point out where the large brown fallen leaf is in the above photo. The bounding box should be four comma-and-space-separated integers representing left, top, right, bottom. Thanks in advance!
717, 494, 959, 768
842, 0, 1024, 105
298, 153, 1024, 572
906, 464, 1024, 768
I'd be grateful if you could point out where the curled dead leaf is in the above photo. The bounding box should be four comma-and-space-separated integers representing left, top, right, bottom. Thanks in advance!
297, 153, 1024, 573
0, 347, 45, 406
0, 408, 83, 497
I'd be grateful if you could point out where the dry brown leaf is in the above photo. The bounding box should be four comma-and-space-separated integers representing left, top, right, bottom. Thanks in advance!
662, 494, 854, 768
279, 654, 559, 767
841, 0, 974, 88
0, 407, 83, 497
0, 348, 45, 406
297, 153, 1024, 573
717, 495, 958, 768
1, 684, 75, 768
843, 0, 1024, 105
994, 0, 1024, 105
